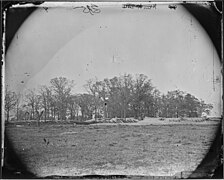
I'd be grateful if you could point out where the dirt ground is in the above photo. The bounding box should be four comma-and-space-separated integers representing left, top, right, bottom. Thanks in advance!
5, 119, 220, 178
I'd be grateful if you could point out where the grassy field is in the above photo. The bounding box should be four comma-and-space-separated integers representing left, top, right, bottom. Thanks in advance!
5, 119, 220, 178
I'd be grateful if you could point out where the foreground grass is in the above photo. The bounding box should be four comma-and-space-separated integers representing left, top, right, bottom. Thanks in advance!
5, 121, 219, 178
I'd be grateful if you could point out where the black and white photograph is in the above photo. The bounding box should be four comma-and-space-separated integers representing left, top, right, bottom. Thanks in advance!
2, 1, 223, 179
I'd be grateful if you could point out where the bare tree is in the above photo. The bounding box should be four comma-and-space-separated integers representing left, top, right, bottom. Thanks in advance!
34, 94, 42, 125
50, 77, 74, 120
84, 78, 103, 120
118, 74, 134, 120
4, 89, 17, 122
76, 94, 94, 120
39, 85, 54, 121
105, 77, 123, 118
25, 89, 37, 120
15, 93, 22, 121
18, 74, 213, 122
132, 74, 154, 119
67, 95, 80, 120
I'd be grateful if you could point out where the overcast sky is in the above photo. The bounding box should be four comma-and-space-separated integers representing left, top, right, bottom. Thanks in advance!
5, 2, 222, 116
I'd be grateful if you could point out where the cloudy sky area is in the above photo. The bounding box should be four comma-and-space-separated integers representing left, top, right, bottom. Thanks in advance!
6, 2, 222, 116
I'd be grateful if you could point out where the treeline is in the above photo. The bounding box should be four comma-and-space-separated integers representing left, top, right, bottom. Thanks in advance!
5, 74, 213, 121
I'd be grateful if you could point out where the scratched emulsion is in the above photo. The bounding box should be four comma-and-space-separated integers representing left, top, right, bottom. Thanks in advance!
6, 2, 221, 116
4, 2, 222, 178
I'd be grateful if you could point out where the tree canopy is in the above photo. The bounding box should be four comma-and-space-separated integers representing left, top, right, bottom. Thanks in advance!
5, 75, 214, 121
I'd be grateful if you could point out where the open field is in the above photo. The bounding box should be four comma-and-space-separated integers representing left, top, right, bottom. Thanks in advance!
5, 118, 220, 178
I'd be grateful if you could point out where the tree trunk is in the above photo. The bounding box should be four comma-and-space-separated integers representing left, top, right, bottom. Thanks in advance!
81, 110, 84, 120
53, 107, 56, 120
123, 104, 126, 120
104, 105, 106, 120
31, 105, 35, 120
58, 111, 60, 120
70, 109, 73, 120
95, 106, 97, 120
44, 107, 47, 122
6, 110, 9, 122
47, 107, 50, 119
16, 106, 19, 121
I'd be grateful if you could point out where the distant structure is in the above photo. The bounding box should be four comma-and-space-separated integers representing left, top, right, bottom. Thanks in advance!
201, 111, 209, 118
201, 112, 207, 118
